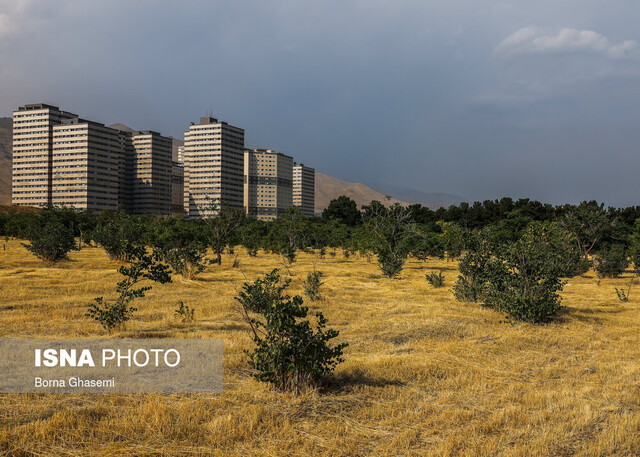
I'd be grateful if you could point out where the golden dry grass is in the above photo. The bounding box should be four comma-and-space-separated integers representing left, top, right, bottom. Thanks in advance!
1, 239, 640, 456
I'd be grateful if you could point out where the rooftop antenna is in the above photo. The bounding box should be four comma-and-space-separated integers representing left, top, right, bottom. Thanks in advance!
206, 109, 215, 118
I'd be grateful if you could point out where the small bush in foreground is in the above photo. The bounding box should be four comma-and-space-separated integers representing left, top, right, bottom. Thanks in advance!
235, 269, 347, 394
86, 244, 171, 332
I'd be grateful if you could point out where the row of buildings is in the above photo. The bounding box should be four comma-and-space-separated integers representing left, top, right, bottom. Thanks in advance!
11, 103, 315, 219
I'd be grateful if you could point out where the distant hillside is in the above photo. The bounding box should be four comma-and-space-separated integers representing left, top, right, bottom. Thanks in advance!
108, 123, 135, 133
0, 117, 12, 204
367, 182, 466, 209
315, 173, 408, 214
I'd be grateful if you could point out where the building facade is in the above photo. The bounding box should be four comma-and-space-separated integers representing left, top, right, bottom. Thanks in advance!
244, 148, 293, 221
12, 103, 177, 214
183, 117, 244, 218
12, 104, 77, 206
171, 161, 185, 216
293, 163, 315, 218
51, 118, 124, 212
177, 145, 185, 164
130, 131, 173, 215
12, 104, 316, 219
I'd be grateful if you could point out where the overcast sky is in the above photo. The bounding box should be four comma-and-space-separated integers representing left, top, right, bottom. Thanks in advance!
1, 0, 639, 206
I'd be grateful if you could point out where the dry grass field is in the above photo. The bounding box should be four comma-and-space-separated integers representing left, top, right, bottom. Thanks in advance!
1, 239, 640, 456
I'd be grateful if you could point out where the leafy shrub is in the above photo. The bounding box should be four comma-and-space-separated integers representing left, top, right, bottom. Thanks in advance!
378, 252, 406, 278
235, 269, 347, 394
452, 232, 494, 302
594, 244, 629, 278
90, 212, 144, 260
174, 301, 196, 321
425, 271, 445, 288
22, 219, 76, 262
86, 244, 171, 332
483, 224, 567, 323
364, 202, 418, 278
161, 245, 207, 279
303, 271, 324, 301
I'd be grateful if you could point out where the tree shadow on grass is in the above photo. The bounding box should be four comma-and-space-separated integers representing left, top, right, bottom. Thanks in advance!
556, 305, 626, 325
327, 368, 405, 394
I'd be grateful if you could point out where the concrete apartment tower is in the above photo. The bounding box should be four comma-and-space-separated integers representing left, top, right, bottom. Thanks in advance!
51, 117, 124, 212
177, 145, 185, 164
244, 148, 293, 221
171, 161, 185, 216
130, 131, 173, 215
12, 103, 177, 214
183, 117, 244, 218
12, 104, 77, 206
293, 163, 315, 218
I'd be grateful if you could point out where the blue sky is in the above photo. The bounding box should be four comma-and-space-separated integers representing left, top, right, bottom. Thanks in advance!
1, 0, 639, 205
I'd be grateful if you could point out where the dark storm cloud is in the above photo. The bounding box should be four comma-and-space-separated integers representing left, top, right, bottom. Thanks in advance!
1, 0, 639, 205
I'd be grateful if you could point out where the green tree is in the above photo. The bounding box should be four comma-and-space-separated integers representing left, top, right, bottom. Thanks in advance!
22, 209, 77, 263
594, 244, 629, 279
270, 208, 310, 263
483, 223, 568, 323
452, 230, 494, 302
239, 219, 269, 256
322, 196, 362, 226
363, 201, 418, 278
91, 211, 145, 260
199, 198, 245, 266
560, 201, 610, 261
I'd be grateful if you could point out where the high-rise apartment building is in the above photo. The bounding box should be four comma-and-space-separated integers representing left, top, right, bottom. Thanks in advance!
244, 148, 293, 221
51, 118, 124, 212
183, 117, 244, 218
177, 145, 185, 164
130, 131, 172, 215
293, 163, 315, 218
12, 103, 177, 214
171, 161, 185, 216
12, 104, 76, 206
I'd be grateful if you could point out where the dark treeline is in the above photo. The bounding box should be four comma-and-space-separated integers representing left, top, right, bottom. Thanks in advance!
3, 195, 640, 323
2, 196, 640, 263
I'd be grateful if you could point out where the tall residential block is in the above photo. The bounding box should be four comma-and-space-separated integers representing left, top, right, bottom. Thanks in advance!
244, 148, 293, 221
293, 163, 315, 218
12, 104, 76, 206
130, 131, 173, 215
183, 117, 244, 218
51, 118, 124, 212
177, 145, 185, 164
12, 103, 178, 214
171, 161, 185, 216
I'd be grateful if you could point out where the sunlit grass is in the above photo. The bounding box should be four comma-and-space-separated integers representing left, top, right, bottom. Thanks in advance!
1, 239, 639, 456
